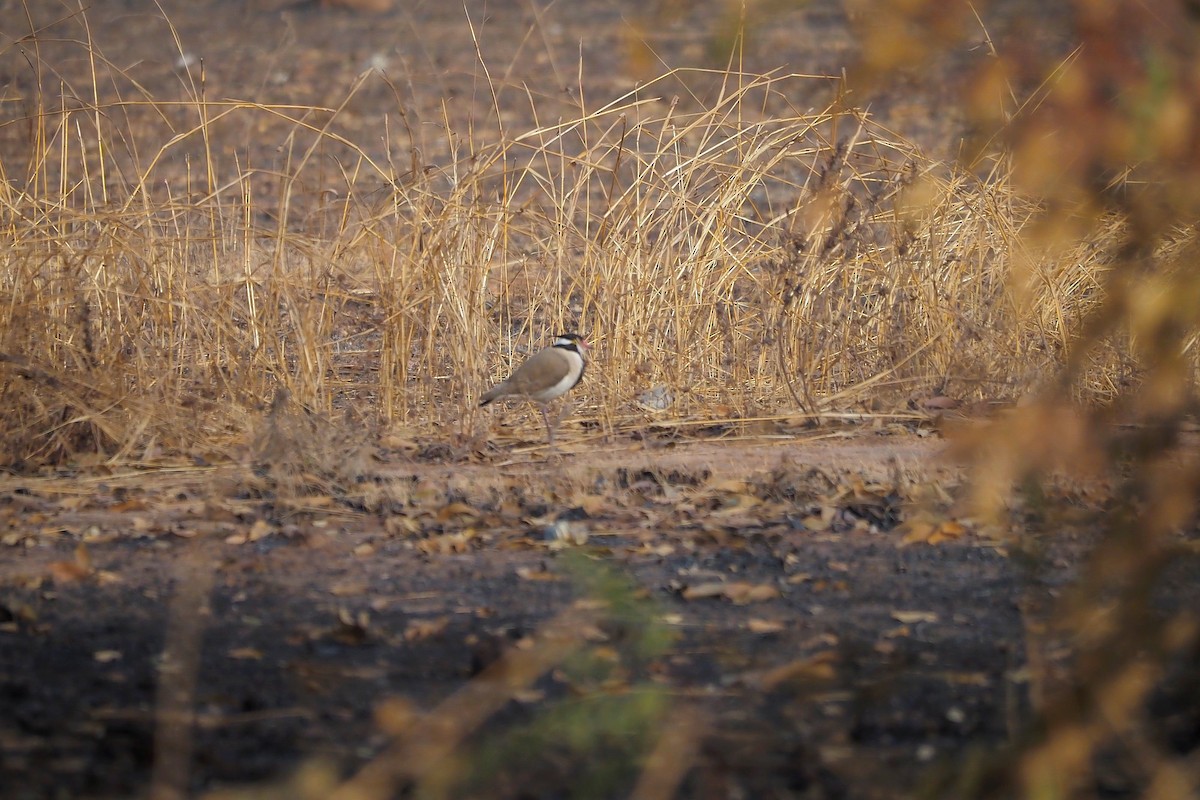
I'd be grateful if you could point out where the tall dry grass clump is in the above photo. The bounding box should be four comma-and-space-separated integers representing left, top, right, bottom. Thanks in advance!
0, 3, 1140, 470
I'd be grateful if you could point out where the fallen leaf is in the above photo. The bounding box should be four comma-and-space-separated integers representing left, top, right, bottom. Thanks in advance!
516, 566, 564, 582
898, 519, 937, 545
225, 518, 276, 545
404, 616, 449, 641
416, 530, 476, 555
630, 541, 676, 557
937, 671, 992, 686
295, 494, 336, 509
892, 611, 939, 624
930, 519, 968, 543
330, 579, 369, 597
802, 507, 835, 531
74, 542, 92, 570
747, 618, 786, 634
47, 543, 93, 583
248, 518, 274, 541
228, 647, 264, 660
571, 494, 610, 515
680, 582, 729, 600
707, 478, 750, 494
436, 502, 479, 523
723, 582, 781, 604
756, 651, 838, 690
513, 688, 546, 704
131, 515, 157, 534
682, 581, 779, 604
899, 517, 969, 546
93, 650, 122, 663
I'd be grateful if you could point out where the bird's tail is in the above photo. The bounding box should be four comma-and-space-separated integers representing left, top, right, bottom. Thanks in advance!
479, 383, 504, 406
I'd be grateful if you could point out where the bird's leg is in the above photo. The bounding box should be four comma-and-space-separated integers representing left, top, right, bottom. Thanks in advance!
547, 400, 571, 445
540, 404, 556, 445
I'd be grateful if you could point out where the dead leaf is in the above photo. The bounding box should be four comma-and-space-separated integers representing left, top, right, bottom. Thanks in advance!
899, 516, 968, 546
723, 582, 781, 604
938, 671, 992, 686
416, 530, 476, 555
892, 611, 939, 624
802, 507, 835, 531
329, 579, 369, 597
513, 688, 546, 704
93, 650, 122, 663
680, 582, 729, 600
248, 518, 274, 541
47, 543, 93, 583
516, 566, 564, 582
131, 516, 157, 533
295, 494, 336, 509
630, 541, 676, 557
229, 647, 264, 660
436, 502, 479, 523
682, 581, 779, 604
931, 519, 968, 542
571, 494, 610, 515
707, 478, 750, 494
225, 518, 276, 545
747, 618, 786, 634
404, 616, 449, 641
74, 542, 92, 570
756, 651, 838, 690
898, 519, 937, 545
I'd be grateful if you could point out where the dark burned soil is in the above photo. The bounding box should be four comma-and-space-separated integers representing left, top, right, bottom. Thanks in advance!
2, 432, 1199, 800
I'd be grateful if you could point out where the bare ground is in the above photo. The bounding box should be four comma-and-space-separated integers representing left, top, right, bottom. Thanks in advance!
2, 429, 1199, 799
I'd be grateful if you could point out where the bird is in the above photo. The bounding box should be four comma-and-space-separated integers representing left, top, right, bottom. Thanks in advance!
479, 333, 590, 444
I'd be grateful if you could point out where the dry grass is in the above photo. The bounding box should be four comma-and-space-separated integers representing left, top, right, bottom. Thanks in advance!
0, 5, 1150, 469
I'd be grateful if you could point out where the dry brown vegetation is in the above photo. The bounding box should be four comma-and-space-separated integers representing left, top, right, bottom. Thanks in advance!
3, 1, 1200, 799
0, 2, 1162, 468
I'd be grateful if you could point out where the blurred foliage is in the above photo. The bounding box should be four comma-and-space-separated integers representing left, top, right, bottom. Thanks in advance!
843, 1, 1200, 797
418, 551, 676, 800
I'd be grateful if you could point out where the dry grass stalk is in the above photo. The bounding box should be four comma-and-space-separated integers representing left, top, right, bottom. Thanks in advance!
0, 4, 1168, 469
